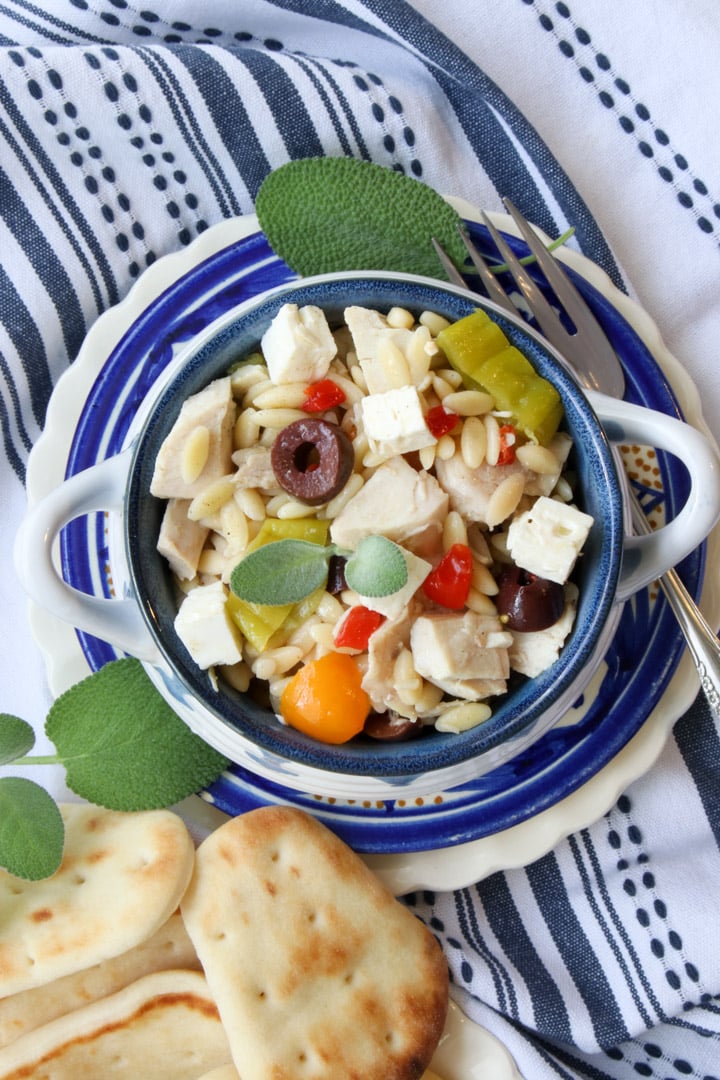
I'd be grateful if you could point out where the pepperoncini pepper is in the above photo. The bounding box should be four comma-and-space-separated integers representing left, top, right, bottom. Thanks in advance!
226, 518, 330, 650
436, 309, 563, 445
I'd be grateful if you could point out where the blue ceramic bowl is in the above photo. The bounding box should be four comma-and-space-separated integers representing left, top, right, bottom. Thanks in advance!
20, 272, 717, 800
125, 271, 627, 796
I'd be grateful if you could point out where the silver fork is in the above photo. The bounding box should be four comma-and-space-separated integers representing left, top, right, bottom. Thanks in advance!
432, 199, 720, 720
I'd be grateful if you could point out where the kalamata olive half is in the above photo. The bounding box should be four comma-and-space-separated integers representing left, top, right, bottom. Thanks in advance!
326, 554, 348, 595
270, 418, 354, 505
496, 565, 565, 632
364, 712, 423, 741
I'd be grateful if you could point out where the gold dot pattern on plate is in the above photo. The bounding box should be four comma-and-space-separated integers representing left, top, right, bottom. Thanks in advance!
313, 794, 447, 810
619, 443, 665, 601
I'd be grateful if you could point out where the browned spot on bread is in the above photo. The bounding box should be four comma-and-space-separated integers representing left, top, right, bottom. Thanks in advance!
29, 909, 53, 924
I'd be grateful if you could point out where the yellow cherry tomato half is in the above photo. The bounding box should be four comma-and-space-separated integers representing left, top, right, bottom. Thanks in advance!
280, 652, 371, 744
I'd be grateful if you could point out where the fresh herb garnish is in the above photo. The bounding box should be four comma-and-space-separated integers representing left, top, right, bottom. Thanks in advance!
230, 535, 408, 606
0, 659, 229, 881
255, 157, 469, 279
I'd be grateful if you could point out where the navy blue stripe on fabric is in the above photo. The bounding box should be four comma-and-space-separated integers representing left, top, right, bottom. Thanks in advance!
136, 46, 242, 218
0, 349, 31, 481
451, 887, 521, 1019
227, 47, 325, 177
526, 852, 630, 1046
0, 263, 50, 431
0, 166, 85, 362
0, 0, 120, 45
0, 77, 116, 312
674, 694, 720, 852
290, 56, 359, 159
264, 0, 384, 39
0, 2, 77, 45
475, 873, 574, 1041
570, 832, 658, 1027
0, 401, 26, 481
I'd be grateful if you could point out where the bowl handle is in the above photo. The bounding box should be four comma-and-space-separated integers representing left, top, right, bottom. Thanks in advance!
13, 450, 160, 662
588, 391, 720, 602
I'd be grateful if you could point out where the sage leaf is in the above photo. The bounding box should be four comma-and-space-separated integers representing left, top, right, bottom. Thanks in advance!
44, 658, 229, 811
0, 777, 64, 880
230, 539, 331, 605
256, 157, 469, 279
0, 714, 35, 765
345, 536, 408, 597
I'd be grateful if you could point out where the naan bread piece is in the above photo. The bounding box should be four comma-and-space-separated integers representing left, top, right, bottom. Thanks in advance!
0, 804, 194, 997
0, 970, 230, 1080
181, 806, 449, 1080
0, 911, 201, 1049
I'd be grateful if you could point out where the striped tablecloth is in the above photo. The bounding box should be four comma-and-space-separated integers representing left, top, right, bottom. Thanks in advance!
2, 3, 719, 1076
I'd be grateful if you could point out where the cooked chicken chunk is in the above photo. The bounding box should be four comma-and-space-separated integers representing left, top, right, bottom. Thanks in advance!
435, 430, 574, 527
410, 611, 512, 684
231, 445, 281, 492
434, 453, 524, 526
362, 605, 416, 715
156, 498, 209, 580
427, 674, 507, 701
330, 456, 448, 551
344, 306, 414, 393
151, 376, 235, 499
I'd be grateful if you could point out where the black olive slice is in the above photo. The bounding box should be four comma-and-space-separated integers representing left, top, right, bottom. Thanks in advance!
270, 418, 354, 505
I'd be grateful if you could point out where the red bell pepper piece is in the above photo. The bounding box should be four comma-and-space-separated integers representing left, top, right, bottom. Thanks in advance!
425, 404, 459, 439
497, 423, 517, 465
422, 543, 473, 610
302, 379, 346, 413
334, 605, 385, 650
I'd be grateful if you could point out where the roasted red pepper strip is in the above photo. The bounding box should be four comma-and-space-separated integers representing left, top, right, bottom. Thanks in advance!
425, 404, 459, 439
302, 378, 347, 413
497, 423, 517, 465
422, 543, 473, 610
334, 605, 385, 650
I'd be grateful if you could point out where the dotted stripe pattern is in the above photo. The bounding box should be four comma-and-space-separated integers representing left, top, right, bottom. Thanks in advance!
522, 0, 719, 239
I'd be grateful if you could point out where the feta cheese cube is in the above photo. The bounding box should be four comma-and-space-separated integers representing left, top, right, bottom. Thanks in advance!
174, 580, 243, 669
507, 496, 593, 584
359, 385, 436, 458
261, 303, 337, 384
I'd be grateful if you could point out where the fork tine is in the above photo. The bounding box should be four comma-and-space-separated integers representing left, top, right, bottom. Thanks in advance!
455, 226, 518, 319
431, 236, 466, 289
502, 198, 620, 377
478, 210, 572, 358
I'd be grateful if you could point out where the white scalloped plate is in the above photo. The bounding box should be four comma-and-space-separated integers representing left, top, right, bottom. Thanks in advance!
26, 205, 719, 900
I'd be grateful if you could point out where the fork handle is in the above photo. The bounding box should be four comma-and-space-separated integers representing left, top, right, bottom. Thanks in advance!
629, 491, 720, 721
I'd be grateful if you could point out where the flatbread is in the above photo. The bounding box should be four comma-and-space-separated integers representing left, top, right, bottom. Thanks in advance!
0, 804, 195, 997
0, 911, 201, 1048
0, 969, 231, 1079
181, 806, 449, 1080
